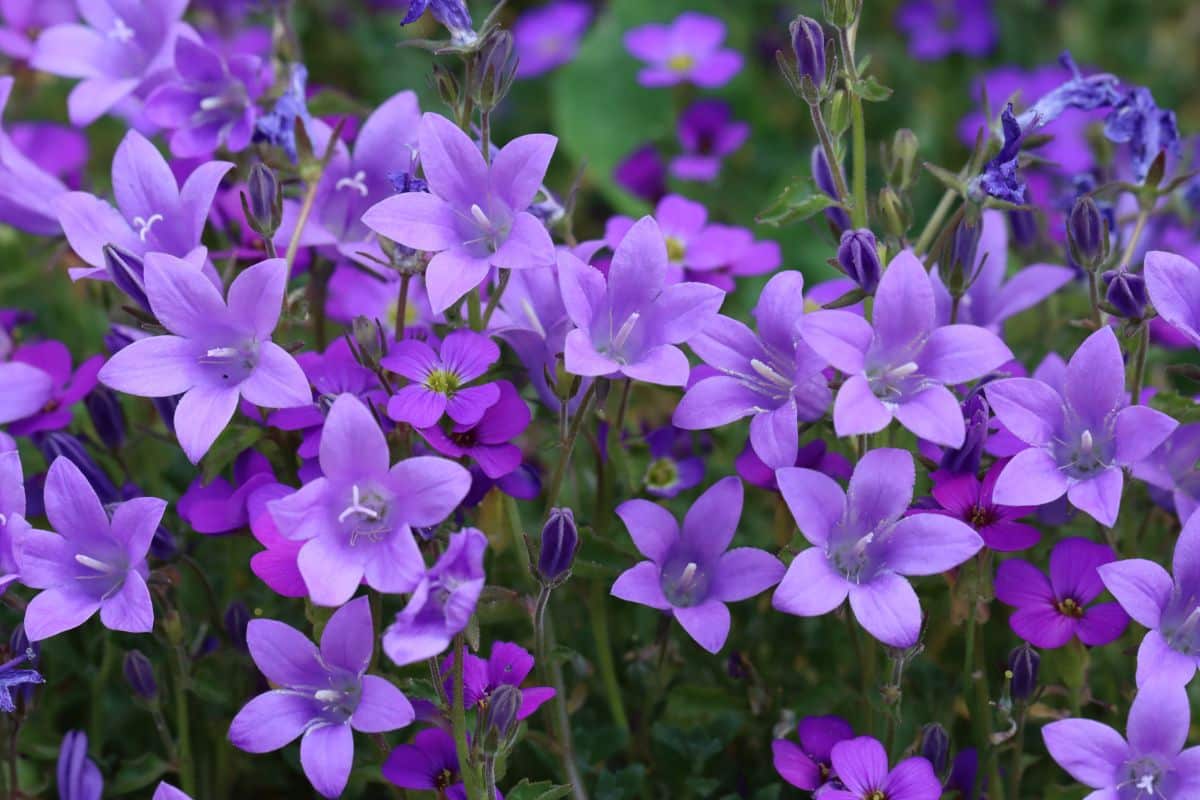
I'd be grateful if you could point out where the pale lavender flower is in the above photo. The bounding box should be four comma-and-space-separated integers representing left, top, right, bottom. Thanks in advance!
513, 0, 591, 78
624, 12, 742, 89
605, 195, 752, 284
0, 357, 53, 428
0, 447, 27, 592
0, 76, 73, 236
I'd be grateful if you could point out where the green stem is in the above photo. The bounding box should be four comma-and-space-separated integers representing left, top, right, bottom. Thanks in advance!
451, 634, 484, 800
483, 754, 498, 800
1009, 707, 1028, 800
1117, 209, 1150, 271
481, 269, 511, 328
542, 382, 598, 516
543, 609, 590, 800
394, 272, 412, 342
171, 643, 197, 797
1130, 323, 1150, 401
1088, 270, 1103, 327
914, 189, 956, 255
284, 177, 321, 273
533, 585, 552, 679
837, 27, 867, 229
89, 635, 117, 752
149, 704, 179, 765
588, 581, 630, 736
467, 288, 482, 331
807, 100, 851, 208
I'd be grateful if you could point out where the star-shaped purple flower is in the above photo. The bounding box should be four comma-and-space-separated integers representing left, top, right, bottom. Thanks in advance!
5, 341, 103, 437
1146, 249, 1200, 348
0, 447, 28, 593
419, 379, 530, 480
383, 330, 500, 429
623, 12, 742, 89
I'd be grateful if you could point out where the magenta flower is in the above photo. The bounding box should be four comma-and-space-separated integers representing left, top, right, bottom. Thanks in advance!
5, 341, 103, 437
895, 0, 996, 61
611, 476, 784, 654
995, 537, 1128, 649
383, 728, 472, 798
99, 255, 311, 463
229, 597, 415, 799
985, 326, 1177, 526
177, 450, 275, 534
820, 736, 941, 800
1042, 681, 1200, 797
12, 457, 163, 641
735, 438, 851, 492
772, 449, 983, 648
0, 76, 74, 236
925, 460, 1040, 551
439, 641, 555, 721
613, 144, 666, 203
671, 100, 749, 182
801, 250, 1012, 447
362, 112, 556, 312
419, 380, 530, 479
268, 394, 470, 606
247, 482, 305, 598
623, 12, 742, 89
383, 330, 500, 429
1146, 250, 1200, 348
513, 0, 591, 78
772, 714, 853, 791
560, 216, 724, 387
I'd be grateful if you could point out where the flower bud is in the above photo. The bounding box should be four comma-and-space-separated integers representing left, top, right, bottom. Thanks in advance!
1067, 196, 1109, 271
1008, 188, 1038, 251
811, 147, 850, 234
1102, 269, 1148, 319
1007, 644, 1040, 702
537, 508, 578, 585
836, 229, 882, 295
224, 602, 251, 652
919, 723, 950, 776
472, 28, 518, 113
103, 245, 150, 313
430, 62, 461, 110
480, 684, 522, 755
123, 650, 158, 701
946, 214, 983, 295
245, 163, 282, 238
889, 129, 919, 190
789, 16, 826, 94
37, 433, 119, 505
940, 392, 989, 475
149, 524, 178, 561
823, 0, 862, 27
878, 186, 909, 239
85, 387, 126, 451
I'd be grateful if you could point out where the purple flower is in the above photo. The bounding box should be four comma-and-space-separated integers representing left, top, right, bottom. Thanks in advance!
670, 100, 749, 182
974, 104, 1027, 204
144, 37, 267, 157
419, 380, 530, 480
229, 597, 416, 799
641, 426, 705, 499
0, 448, 27, 592
605, 195, 747, 285
1146, 250, 1200, 348
895, 0, 996, 61
995, 537, 1128, 648
56, 131, 232, 282
613, 144, 666, 203
177, 449, 275, 534
12, 457, 163, 641
362, 112, 557, 312
772, 448, 983, 648
399, 0, 476, 46
0, 353, 55, 428
1132, 423, 1200, 523
439, 641, 555, 721
383, 728, 472, 798
57, 730, 102, 800
926, 460, 1039, 552
5, 341, 103, 437
252, 63, 312, 163
1042, 681, 1200, 797
820, 736, 941, 800
99, 256, 311, 463
268, 394, 469, 606
772, 714, 853, 790
1099, 511, 1200, 686
152, 783, 191, 800
248, 482, 305, 598
611, 476, 784, 653
1015, 52, 1121, 134
985, 326, 1177, 526
559, 216, 724, 387
0, 76, 73, 236
1105, 86, 1180, 183
383, 330, 500, 429
0, 647, 42, 713
0, 0, 74, 61
513, 0, 591, 78
31, 0, 189, 126
383, 527, 487, 666
624, 12, 742, 89
675, 271, 830, 469
802, 250, 1012, 447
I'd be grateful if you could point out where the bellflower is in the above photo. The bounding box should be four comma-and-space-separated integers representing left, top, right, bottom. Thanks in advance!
383, 330, 501, 429
0, 0, 74, 61
772, 714, 853, 791
152, 783, 191, 800
925, 460, 1040, 551
671, 99, 749, 182
229, 597, 416, 799
382, 527, 487, 666
642, 426, 705, 499
559, 216, 724, 387
611, 476, 785, 654
985, 326, 1177, 526
772, 449, 984, 648
268, 394, 469, 606
5, 341, 104, 437
1133, 423, 1200, 523
689, 228, 782, 292
512, 0, 591, 78
99, 255, 310, 463
383, 728, 474, 798
247, 482, 305, 598
1099, 511, 1200, 686
674, 271, 831, 469
820, 736, 941, 800
0, 448, 27, 592
623, 12, 742, 89
439, 641, 555, 721
31, 0, 189, 126
57, 730, 102, 800
418, 380, 530, 479
605, 195, 749, 285
801, 250, 1013, 447
1145, 250, 1200, 348
0, 76, 73, 236
974, 104, 1027, 204
1015, 52, 1121, 133
13, 457, 163, 641
1042, 681, 1200, 797
995, 537, 1128, 648
895, 0, 996, 61
362, 112, 557, 312
56, 131, 232, 282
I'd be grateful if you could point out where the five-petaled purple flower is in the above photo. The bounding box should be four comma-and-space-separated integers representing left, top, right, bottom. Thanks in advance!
383, 330, 500, 429
0, 447, 27, 593
4, 341, 103, 437
0, 76, 74, 236
623, 12, 742, 89
925, 460, 1040, 552
895, 0, 997, 61
1146, 250, 1200, 349
772, 714, 853, 791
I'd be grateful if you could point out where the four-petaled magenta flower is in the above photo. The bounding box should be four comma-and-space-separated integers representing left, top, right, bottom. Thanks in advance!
623, 12, 742, 89
1146, 250, 1200, 348
383, 330, 500, 429
13, 457, 164, 641
772, 714, 853, 791
820, 736, 942, 800
1099, 511, 1200, 686
99, 255, 311, 463
5, 341, 104, 437
995, 537, 1128, 649
56, 130, 232, 282
361, 112, 556, 312
611, 476, 784, 653
674, 271, 831, 469
802, 250, 1013, 447
925, 460, 1040, 552
1042, 680, 1200, 798
559, 216, 724, 387
985, 326, 1178, 526
772, 449, 984, 648
419, 379, 530, 479
439, 640, 555, 721
229, 596, 416, 799
268, 394, 470, 606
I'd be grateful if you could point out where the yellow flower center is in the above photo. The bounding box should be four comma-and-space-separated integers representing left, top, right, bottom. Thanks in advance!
665, 236, 686, 263
426, 369, 461, 396
667, 54, 694, 72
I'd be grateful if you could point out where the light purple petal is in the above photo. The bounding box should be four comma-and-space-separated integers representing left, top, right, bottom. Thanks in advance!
108, 496, 164, 562
919, 324, 1012, 384
1145, 250, 1200, 345
673, 600, 730, 653
647, 281, 725, 344
144, 253, 230, 340
1065, 327, 1126, 432
445, 384, 501, 426
884, 514, 983, 575
847, 448, 914, 530
608, 216, 667, 323
848, 572, 921, 648
991, 447, 1068, 507
386, 457, 470, 526
490, 211, 556, 271
1066, 467, 1123, 527
873, 250, 934, 350
620, 344, 691, 387
616, 499, 678, 562
229, 691, 317, 753
611, 561, 670, 610
673, 377, 760, 430
830, 736, 889, 796
56, 191, 139, 268
300, 723, 353, 799
226, 258, 287, 339
775, 467, 845, 547
44, 456, 108, 544
319, 394, 389, 483
22, 586, 100, 641
298, 535, 365, 607
710, 548, 784, 602
771, 548, 849, 617
0, 362, 53, 423
98, 336, 199, 397
491, 133, 556, 212
99, 571, 153, 633
1135, 630, 1198, 686
361, 192, 461, 251
985, 378, 1065, 446
749, 400, 799, 469
682, 476, 742, 561
418, 112, 488, 211
894, 384, 965, 448
994, 264, 1074, 322
351, 675, 415, 733
772, 739, 820, 790
563, 329, 620, 377
833, 374, 892, 437
67, 77, 138, 126
240, 343, 311, 409
800, 310, 873, 374
1114, 405, 1178, 465
883, 757, 942, 800
175, 385, 240, 464
320, 595, 373, 674
246, 618, 323, 687
424, 248, 491, 313
1097, 559, 1171, 629
1042, 719, 1127, 788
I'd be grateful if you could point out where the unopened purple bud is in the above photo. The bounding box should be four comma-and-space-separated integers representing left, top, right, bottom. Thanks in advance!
122, 650, 157, 701
1067, 196, 1108, 270
224, 602, 250, 652
149, 525, 178, 561
919, 723, 950, 775
836, 229, 881, 294
538, 507, 578, 584
84, 387, 125, 450
811, 147, 850, 233
245, 163, 282, 237
103, 245, 149, 312
473, 28, 518, 111
947, 215, 983, 292
1007, 644, 1040, 702
940, 393, 989, 475
1102, 269, 1148, 319
789, 16, 826, 92
36, 433, 119, 505
481, 684, 522, 755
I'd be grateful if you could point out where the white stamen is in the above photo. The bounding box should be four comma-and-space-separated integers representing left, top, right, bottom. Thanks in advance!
314, 689, 341, 704
338, 485, 380, 524
612, 312, 641, 351
74, 554, 110, 572
851, 531, 875, 557
199, 96, 227, 112
1080, 429, 1094, 455
1135, 774, 1155, 793
202, 346, 240, 362
470, 203, 491, 229
750, 358, 793, 390
890, 361, 920, 379
132, 213, 163, 242
521, 298, 547, 339
679, 562, 698, 589
0, 512, 6, 527
335, 170, 369, 197
108, 17, 134, 43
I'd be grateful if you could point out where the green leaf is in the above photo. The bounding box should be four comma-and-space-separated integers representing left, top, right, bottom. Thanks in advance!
506, 779, 574, 800
756, 178, 838, 227
1150, 390, 1200, 423
200, 424, 262, 483
109, 753, 169, 795
853, 74, 893, 102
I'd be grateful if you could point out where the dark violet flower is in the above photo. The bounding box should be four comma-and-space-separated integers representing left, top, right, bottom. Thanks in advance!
177, 449, 276, 534
1105, 86, 1180, 184
641, 426, 705, 499
985, 326, 1177, 526
605, 195, 751, 285
772, 714, 853, 790
122, 649, 157, 700
926, 460, 1039, 552
5, 341, 103, 437
975, 104, 1027, 204
837, 229, 882, 295
538, 507, 577, 583
144, 37, 267, 157
439, 641, 555, 721
1067, 195, 1109, 270
788, 15, 826, 92
802, 249, 1012, 447
56, 131, 232, 282
400, 0, 476, 47
611, 477, 784, 653
937, 391, 990, 476
624, 12, 742, 89
57, 730, 102, 800
1103, 267, 1148, 319
735, 438, 851, 492
253, 63, 312, 163
85, 385, 126, 450
418, 380, 530, 480
670, 100, 749, 182
773, 449, 983, 648
0, 76, 73, 236
675, 271, 830, 469
362, 112, 557, 313
36, 431, 119, 505
99, 256, 311, 463
383, 330, 501, 429
895, 0, 996, 61
13, 457, 163, 641
821, 736, 942, 800
268, 394, 469, 606
614, 144, 666, 203
0, 647, 42, 712
229, 597, 415, 799
995, 537, 1128, 648
919, 723, 950, 776
1042, 681, 1200, 797
1146, 250, 1200, 348
1132, 423, 1200, 524
559, 216, 724, 387
811, 146, 851, 232
382, 527, 487, 666
513, 0, 591, 78
1099, 512, 1200, 686
383, 728, 472, 798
